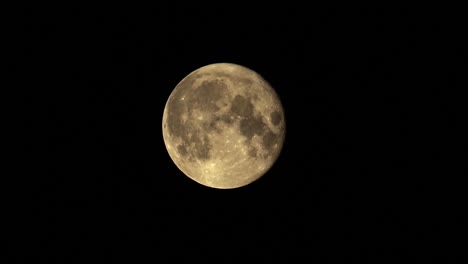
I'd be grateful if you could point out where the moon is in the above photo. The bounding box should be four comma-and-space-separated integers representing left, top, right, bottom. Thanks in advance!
162, 63, 286, 189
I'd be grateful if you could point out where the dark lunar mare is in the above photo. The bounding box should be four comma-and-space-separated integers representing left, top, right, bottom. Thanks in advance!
229, 94, 282, 157
166, 75, 193, 139
189, 79, 228, 112
166, 73, 231, 161
248, 147, 258, 158
212, 72, 253, 87
270, 111, 282, 126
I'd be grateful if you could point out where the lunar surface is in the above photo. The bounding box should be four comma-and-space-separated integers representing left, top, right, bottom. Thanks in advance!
162, 63, 285, 189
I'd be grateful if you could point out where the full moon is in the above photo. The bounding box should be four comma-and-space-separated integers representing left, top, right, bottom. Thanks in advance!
162, 63, 285, 189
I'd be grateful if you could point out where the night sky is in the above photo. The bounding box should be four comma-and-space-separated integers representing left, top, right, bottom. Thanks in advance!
13, 4, 466, 262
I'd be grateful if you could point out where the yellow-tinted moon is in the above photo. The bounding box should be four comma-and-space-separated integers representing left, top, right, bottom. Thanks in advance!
162, 63, 285, 189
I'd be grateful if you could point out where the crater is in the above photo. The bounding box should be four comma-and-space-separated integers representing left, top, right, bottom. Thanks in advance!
270, 110, 282, 126
177, 144, 188, 156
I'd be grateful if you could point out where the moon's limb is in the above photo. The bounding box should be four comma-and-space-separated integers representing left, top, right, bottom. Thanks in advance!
162, 63, 285, 189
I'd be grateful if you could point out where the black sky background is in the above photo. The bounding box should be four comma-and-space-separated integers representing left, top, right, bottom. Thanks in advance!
13, 4, 467, 262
